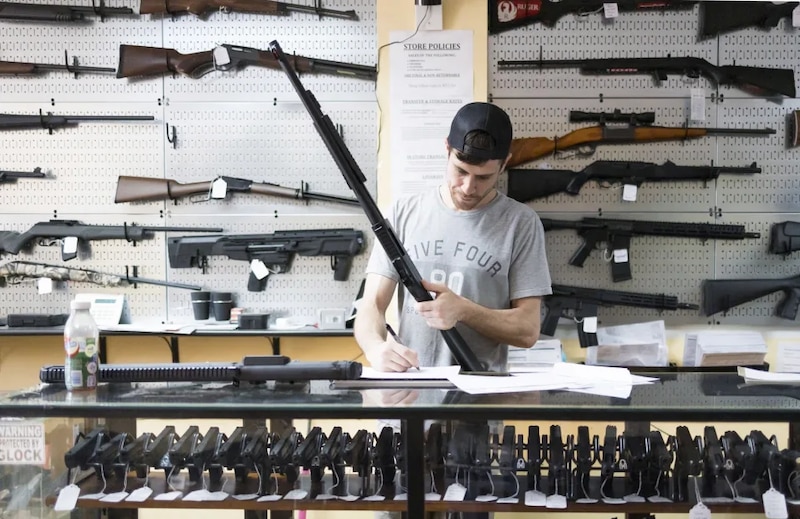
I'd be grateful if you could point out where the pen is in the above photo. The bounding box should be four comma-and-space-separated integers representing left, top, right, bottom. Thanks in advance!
385, 323, 420, 371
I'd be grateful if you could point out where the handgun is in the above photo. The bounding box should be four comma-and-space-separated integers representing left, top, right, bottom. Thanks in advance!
241, 426, 271, 494
721, 430, 748, 484
672, 426, 701, 502
600, 425, 619, 499
343, 429, 370, 496
702, 426, 724, 497
64, 426, 109, 471
572, 425, 596, 501
92, 431, 132, 480
144, 426, 178, 477
645, 430, 672, 499
187, 426, 226, 483
214, 426, 250, 481
373, 426, 396, 490
119, 432, 153, 479
527, 425, 542, 492
548, 425, 567, 497
270, 428, 302, 488
167, 425, 202, 477
316, 427, 344, 495
622, 431, 647, 499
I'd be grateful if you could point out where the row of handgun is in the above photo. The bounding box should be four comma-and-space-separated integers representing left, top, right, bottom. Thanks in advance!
63, 423, 800, 503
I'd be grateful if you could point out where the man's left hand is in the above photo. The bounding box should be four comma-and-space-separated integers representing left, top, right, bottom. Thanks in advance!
415, 280, 464, 329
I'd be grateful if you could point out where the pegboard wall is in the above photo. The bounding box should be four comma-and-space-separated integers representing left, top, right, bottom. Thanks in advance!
489, 3, 800, 331
0, 0, 377, 324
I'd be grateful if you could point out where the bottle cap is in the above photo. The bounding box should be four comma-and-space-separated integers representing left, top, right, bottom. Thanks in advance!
70, 300, 92, 311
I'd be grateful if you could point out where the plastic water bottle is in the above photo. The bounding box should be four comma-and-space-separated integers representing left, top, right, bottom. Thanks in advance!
63, 300, 100, 391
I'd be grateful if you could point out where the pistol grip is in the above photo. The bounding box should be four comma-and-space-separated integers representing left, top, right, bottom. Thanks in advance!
777, 288, 800, 320
332, 255, 351, 281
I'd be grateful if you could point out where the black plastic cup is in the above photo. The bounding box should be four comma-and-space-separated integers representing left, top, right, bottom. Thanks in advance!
190, 291, 211, 320
211, 292, 234, 321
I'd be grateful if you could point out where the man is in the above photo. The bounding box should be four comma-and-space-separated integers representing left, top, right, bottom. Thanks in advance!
355, 102, 552, 372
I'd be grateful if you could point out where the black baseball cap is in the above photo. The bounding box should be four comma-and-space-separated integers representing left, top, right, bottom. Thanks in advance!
447, 102, 513, 161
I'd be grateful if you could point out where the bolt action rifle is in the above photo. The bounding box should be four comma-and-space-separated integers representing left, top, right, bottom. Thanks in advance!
0, 0, 133, 21
138, 0, 357, 20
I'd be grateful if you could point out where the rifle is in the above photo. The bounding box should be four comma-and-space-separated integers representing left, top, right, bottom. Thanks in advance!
498, 56, 796, 98
39, 355, 363, 384
508, 110, 776, 168
0, 167, 46, 184
769, 221, 800, 256
541, 216, 760, 282
167, 228, 364, 292
0, 260, 203, 290
700, 1, 799, 38
0, 53, 115, 76
115, 174, 359, 206
0, 110, 154, 134
542, 284, 698, 347
507, 160, 760, 201
138, 0, 357, 20
268, 40, 486, 373
0, 0, 133, 21
0, 220, 221, 261
702, 274, 800, 320
488, 0, 695, 33
117, 43, 376, 81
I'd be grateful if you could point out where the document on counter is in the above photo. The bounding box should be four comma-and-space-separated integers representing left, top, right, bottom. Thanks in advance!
360, 366, 462, 380
738, 366, 800, 386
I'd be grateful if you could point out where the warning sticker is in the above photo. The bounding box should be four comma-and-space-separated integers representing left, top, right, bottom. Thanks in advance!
0, 421, 46, 465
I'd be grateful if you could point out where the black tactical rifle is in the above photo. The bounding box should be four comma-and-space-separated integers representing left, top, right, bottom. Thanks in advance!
0, 220, 221, 261
167, 228, 364, 292
542, 284, 698, 347
0, 110, 154, 134
0, 168, 46, 183
0, 0, 133, 21
507, 160, 760, 201
702, 274, 800, 320
541, 216, 759, 282
700, 1, 799, 38
497, 56, 796, 98
268, 39, 485, 373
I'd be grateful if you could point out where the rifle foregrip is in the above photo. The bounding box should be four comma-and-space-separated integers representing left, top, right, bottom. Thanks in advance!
777, 289, 800, 320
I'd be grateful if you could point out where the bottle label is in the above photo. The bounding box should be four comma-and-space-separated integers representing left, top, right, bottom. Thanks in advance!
65, 336, 99, 390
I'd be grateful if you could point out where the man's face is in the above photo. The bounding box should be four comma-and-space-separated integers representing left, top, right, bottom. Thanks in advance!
445, 148, 505, 211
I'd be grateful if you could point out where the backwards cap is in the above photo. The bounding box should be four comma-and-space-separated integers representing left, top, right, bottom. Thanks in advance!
447, 102, 512, 161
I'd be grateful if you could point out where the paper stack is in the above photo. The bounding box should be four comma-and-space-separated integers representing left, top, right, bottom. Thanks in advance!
508, 339, 562, 370
683, 331, 766, 367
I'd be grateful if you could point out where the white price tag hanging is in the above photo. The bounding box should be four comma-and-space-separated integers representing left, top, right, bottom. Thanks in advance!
793, 5, 800, 27
524, 489, 547, 506
603, 3, 619, 18
690, 88, 706, 122
54, 484, 81, 511
63, 236, 78, 255
38, 277, 53, 294
212, 46, 232, 68
582, 316, 598, 333
763, 488, 789, 519
689, 501, 712, 519
443, 483, 467, 501
210, 178, 228, 199
250, 259, 270, 280
622, 184, 638, 201
613, 249, 629, 263
126, 487, 153, 502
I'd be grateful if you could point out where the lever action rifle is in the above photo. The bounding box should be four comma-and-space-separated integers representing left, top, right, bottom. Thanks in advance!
498, 56, 797, 98
507, 160, 760, 201
542, 284, 698, 347
0, 167, 46, 184
0, 260, 203, 291
115, 174, 359, 206
269, 39, 485, 373
0, 53, 115, 76
0, 110, 154, 134
702, 273, 800, 320
700, 1, 799, 38
117, 44, 376, 81
139, 0, 358, 20
508, 109, 775, 169
541, 216, 760, 282
40, 355, 363, 385
0, 0, 133, 21
167, 228, 364, 291
488, 0, 695, 33
0, 220, 222, 261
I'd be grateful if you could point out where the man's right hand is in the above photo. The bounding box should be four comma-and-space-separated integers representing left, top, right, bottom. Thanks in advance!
364, 336, 420, 372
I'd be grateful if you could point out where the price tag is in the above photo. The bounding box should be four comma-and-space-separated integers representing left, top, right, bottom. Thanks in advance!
284, 489, 308, 500
443, 483, 467, 501
763, 488, 789, 519
338, 494, 360, 501
603, 2, 619, 17
315, 493, 336, 500
393, 493, 408, 501
690, 88, 706, 122
63, 236, 78, 255
256, 494, 282, 501
153, 491, 182, 501
546, 494, 568, 508
38, 277, 53, 294
524, 489, 546, 506
54, 484, 81, 511
476, 494, 498, 502
182, 490, 211, 501
425, 492, 442, 501
583, 316, 598, 333
613, 249, 629, 263
212, 46, 232, 68
100, 491, 129, 502
210, 178, 227, 199
250, 259, 270, 280
497, 496, 519, 504
126, 487, 153, 502
622, 184, 638, 201
793, 5, 800, 27
231, 493, 259, 500
363, 494, 386, 501
689, 501, 712, 519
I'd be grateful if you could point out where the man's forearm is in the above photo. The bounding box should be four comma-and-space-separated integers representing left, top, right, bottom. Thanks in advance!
353, 302, 388, 355
459, 298, 541, 348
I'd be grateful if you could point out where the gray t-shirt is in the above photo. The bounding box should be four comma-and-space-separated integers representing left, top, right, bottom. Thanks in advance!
365, 188, 552, 371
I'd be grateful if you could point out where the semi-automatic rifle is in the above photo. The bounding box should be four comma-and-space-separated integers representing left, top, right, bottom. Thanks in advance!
508, 109, 775, 168
700, 1, 799, 38
138, 0, 357, 20
0, 53, 115, 76
0, 220, 221, 261
268, 39, 485, 373
167, 228, 364, 292
541, 216, 760, 282
115, 174, 359, 206
507, 160, 760, 201
542, 284, 698, 347
488, 0, 695, 33
0, 260, 203, 290
702, 274, 800, 320
117, 43, 376, 81
0, 110, 154, 134
0, 167, 46, 184
0, 0, 133, 21
497, 56, 796, 98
